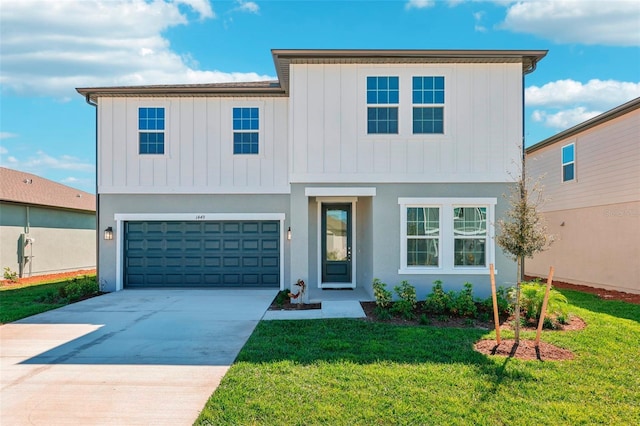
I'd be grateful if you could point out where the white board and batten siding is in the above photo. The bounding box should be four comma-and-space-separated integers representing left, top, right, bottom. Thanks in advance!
97, 97, 290, 194
527, 108, 640, 212
288, 63, 523, 184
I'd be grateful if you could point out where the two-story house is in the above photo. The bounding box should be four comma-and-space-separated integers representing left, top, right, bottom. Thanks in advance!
77, 49, 547, 299
526, 97, 640, 294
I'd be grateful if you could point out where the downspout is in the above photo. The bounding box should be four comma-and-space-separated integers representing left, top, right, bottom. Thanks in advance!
85, 94, 100, 288
520, 57, 539, 283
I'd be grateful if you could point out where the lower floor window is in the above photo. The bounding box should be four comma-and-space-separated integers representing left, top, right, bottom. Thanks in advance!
399, 198, 495, 274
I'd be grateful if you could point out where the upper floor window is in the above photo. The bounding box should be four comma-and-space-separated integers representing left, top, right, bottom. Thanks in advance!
233, 107, 259, 154
562, 143, 575, 182
367, 76, 399, 134
138, 107, 165, 154
413, 76, 444, 134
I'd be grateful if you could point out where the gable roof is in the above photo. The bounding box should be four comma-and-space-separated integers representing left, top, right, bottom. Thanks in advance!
77, 48, 547, 101
0, 167, 96, 213
527, 97, 640, 154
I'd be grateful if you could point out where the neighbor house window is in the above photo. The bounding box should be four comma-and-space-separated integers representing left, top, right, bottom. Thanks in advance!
399, 198, 495, 274
453, 207, 487, 267
562, 143, 575, 182
406, 207, 440, 267
139, 107, 165, 154
367, 76, 399, 134
233, 107, 259, 154
413, 76, 444, 134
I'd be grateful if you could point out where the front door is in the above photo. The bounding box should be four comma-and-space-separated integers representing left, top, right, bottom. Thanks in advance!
321, 203, 352, 283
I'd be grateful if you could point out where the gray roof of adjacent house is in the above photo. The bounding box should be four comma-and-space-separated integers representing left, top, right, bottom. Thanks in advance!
0, 167, 96, 213
77, 48, 547, 100
527, 97, 640, 154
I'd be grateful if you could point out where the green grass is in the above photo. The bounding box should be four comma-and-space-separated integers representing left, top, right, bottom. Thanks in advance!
197, 289, 640, 425
0, 274, 98, 324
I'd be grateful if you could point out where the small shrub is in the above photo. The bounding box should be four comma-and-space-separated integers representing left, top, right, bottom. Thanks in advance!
374, 307, 392, 320
391, 280, 417, 320
425, 280, 452, 315
274, 289, 290, 307
63, 277, 98, 302
372, 278, 392, 309
3, 267, 18, 282
418, 314, 431, 326
519, 281, 568, 321
450, 282, 477, 317
464, 318, 475, 327
543, 317, 556, 330
557, 314, 568, 325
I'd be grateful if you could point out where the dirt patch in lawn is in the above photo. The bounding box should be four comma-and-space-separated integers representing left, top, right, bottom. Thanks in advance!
1, 269, 96, 287
474, 339, 574, 361
526, 276, 640, 305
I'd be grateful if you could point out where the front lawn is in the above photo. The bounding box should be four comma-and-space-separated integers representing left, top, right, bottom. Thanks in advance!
197, 289, 640, 425
0, 274, 99, 324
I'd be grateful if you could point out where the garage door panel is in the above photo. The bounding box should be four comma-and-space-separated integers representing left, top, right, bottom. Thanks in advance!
124, 220, 280, 288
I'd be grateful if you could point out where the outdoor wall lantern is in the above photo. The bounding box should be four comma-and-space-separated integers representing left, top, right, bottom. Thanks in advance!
104, 227, 114, 240
287, 227, 292, 240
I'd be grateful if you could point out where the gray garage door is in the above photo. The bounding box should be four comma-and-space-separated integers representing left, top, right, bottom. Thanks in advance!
124, 221, 280, 288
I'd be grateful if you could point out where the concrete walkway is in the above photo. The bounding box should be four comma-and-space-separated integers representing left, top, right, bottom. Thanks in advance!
263, 300, 366, 320
0, 289, 276, 425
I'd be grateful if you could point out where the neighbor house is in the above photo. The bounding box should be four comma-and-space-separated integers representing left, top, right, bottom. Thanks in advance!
0, 167, 96, 278
525, 97, 640, 294
77, 49, 546, 299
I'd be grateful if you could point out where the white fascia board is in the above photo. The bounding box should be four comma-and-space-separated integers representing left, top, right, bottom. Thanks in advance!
305, 187, 377, 197
114, 213, 286, 221
99, 186, 291, 194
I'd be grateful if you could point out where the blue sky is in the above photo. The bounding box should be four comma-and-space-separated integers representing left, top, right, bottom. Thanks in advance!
1, 0, 639, 193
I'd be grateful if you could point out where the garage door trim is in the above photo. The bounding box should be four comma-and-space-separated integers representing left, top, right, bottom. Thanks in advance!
113, 213, 286, 291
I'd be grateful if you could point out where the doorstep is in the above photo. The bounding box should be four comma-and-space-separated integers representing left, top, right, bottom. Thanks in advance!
262, 300, 366, 320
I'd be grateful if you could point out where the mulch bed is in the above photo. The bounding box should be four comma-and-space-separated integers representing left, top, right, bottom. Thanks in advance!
474, 339, 575, 361
1, 269, 96, 286
269, 301, 322, 311
526, 275, 640, 305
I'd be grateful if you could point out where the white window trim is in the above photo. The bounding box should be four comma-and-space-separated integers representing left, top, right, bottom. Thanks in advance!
561, 142, 576, 182
358, 67, 452, 140
137, 104, 169, 157
230, 102, 265, 157
113, 212, 285, 292
398, 197, 497, 275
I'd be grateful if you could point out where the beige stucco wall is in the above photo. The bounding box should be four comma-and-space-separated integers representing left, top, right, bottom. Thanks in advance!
525, 200, 640, 294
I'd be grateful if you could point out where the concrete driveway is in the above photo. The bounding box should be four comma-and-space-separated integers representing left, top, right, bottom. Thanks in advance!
0, 288, 276, 425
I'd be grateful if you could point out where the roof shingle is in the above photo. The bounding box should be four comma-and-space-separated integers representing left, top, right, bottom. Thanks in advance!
0, 167, 96, 212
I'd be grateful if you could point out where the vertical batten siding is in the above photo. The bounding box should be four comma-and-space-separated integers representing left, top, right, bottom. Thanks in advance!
98, 96, 289, 194
527, 109, 640, 211
288, 62, 522, 183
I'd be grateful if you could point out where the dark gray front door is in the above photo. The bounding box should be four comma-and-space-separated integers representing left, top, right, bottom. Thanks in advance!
321, 204, 352, 283
124, 221, 279, 288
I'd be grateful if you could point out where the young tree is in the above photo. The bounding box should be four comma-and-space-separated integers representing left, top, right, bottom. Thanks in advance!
496, 172, 553, 343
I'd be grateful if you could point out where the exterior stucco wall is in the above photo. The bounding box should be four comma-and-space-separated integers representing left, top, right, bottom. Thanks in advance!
0, 202, 96, 277
292, 182, 516, 300
99, 194, 290, 292
526, 201, 640, 294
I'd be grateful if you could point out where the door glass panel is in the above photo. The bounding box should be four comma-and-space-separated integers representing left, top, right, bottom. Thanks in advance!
325, 209, 348, 261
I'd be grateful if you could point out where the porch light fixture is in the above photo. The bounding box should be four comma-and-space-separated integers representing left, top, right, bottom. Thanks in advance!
104, 227, 114, 240
287, 227, 291, 240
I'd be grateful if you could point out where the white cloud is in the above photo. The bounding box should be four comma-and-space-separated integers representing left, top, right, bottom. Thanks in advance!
235, 0, 260, 14
526, 79, 640, 108
0, 146, 8, 154
526, 78, 640, 130
0, 0, 273, 98
501, 0, 640, 46
531, 107, 602, 130
405, 0, 435, 10
8, 150, 94, 173
0, 132, 18, 140
473, 11, 487, 32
